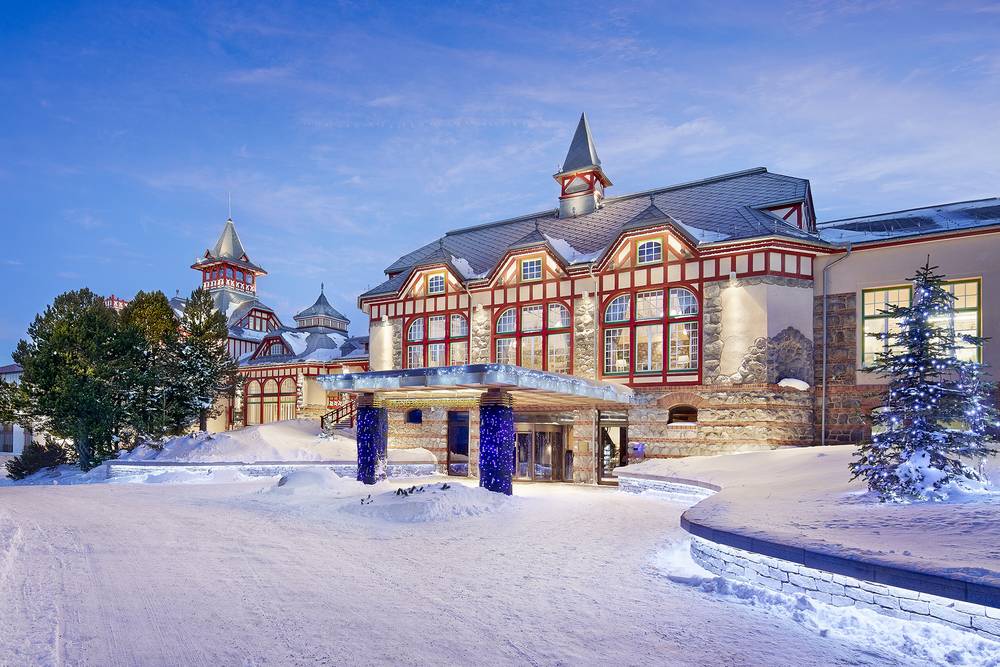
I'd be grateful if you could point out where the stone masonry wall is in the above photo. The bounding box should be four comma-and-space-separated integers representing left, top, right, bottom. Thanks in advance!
691, 536, 1000, 642
570, 410, 597, 483
573, 295, 597, 378
630, 386, 814, 458
470, 306, 491, 363
387, 407, 448, 474
391, 317, 403, 370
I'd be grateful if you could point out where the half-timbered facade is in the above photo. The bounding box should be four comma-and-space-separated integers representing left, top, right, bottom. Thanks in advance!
350, 113, 1000, 484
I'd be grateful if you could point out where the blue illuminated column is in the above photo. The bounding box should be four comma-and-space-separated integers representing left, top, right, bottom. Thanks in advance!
356, 393, 388, 484
478, 389, 515, 495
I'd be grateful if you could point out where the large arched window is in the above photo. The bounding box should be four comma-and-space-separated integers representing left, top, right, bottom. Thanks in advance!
279, 378, 296, 421
494, 301, 572, 373
245, 377, 297, 425
602, 286, 700, 380
246, 381, 262, 426
404, 313, 469, 369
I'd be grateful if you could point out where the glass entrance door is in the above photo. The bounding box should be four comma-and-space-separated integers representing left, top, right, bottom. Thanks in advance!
514, 425, 566, 481
447, 411, 470, 476
598, 425, 628, 484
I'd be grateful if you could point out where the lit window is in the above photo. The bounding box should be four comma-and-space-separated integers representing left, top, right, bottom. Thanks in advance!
450, 341, 468, 365
604, 328, 630, 374
547, 333, 571, 374
939, 280, 981, 362
637, 240, 662, 265
669, 322, 699, 371
636, 290, 664, 321
521, 258, 542, 282
668, 288, 699, 317
408, 318, 424, 342
407, 345, 423, 368
861, 286, 911, 368
636, 325, 663, 372
548, 303, 571, 329
521, 305, 544, 332
605, 295, 631, 323
427, 274, 445, 295
520, 335, 543, 370
450, 314, 468, 338
427, 343, 446, 368
496, 338, 517, 364
496, 308, 516, 334
428, 315, 446, 340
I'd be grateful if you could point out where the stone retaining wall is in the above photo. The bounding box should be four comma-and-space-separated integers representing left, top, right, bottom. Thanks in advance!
105, 461, 437, 480
690, 536, 1000, 642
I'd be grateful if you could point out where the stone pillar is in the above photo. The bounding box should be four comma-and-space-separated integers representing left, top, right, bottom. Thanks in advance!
478, 389, 514, 495
356, 393, 388, 484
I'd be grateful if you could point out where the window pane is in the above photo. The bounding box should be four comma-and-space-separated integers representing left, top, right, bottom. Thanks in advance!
548, 303, 571, 329
427, 343, 446, 368
547, 333, 571, 374
520, 335, 543, 370
522, 304, 544, 332
636, 290, 663, 321
668, 322, 699, 370
428, 275, 445, 294
636, 324, 663, 372
450, 314, 468, 338
450, 341, 468, 365
407, 345, 423, 368
428, 315, 446, 340
668, 288, 698, 317
408, 318, 424, 342
496, 338, 517, 364
496, 308, 516, 334
604, 328, 630, 374
637, 240, 662, 264
605, 295, 630, 323
521, 259, 542, 281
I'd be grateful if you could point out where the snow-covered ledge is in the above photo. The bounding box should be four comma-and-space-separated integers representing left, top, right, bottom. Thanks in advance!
616, 447, 1000, 642
105, 460, 437, 480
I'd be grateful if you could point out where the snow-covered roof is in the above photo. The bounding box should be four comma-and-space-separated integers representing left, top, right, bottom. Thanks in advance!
294, 288, 349, 325
817, 198, 1000, 245
242, 327, 369, 367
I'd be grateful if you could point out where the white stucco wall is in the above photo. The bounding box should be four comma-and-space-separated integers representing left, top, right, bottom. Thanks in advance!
717, 282, 767, 377
368, 316, 395, 371
766, 282, 814, 338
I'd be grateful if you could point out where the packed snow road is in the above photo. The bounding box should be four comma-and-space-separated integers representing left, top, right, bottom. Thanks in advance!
0, 478, 989, 666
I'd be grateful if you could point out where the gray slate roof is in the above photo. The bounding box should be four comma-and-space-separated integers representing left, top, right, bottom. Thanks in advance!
192, 218, 265, 274
366, 167, 817, 299
817, 198, 1000, 245
241, 327, 369, 367
295, 288, 349, 324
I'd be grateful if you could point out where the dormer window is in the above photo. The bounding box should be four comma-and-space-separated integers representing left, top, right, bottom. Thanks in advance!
427, 274, 445, 295
521, 258, 542, 282
636, 239, 662, 265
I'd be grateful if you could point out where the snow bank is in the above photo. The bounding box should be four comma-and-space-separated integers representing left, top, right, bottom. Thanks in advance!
342, 482, 517, 523
269, 468, 369, 497
777, 378, 810, 391
619, 446, 1000, 590
122, 419, 436, 465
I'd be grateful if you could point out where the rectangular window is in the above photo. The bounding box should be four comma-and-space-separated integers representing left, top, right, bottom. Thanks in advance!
496, 338, 517, 365
636, 290, 664, 321
450, 341, 468, 365
450, 314, 468, 338
427, 274, 445, 295
547, 333, 571, 374
427, 343, 446, 368
521, 304, 544, 332
635, 324, 663, 373
428, 315, 446, 340
861, 286, 912, 368
604, 328, 630, 375
932, 279, 982, 363
520, 335, 543, 370
407, 345, 423, 368
636, 239, 663, 265
668, 322, 699, 371
521, 258, 543, 282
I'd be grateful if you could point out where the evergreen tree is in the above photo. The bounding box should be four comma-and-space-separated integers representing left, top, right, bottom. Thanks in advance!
13, 289, 121, 469
117, 291, 182, 445
851, 260, 1000, 501
175, 288, 238, 432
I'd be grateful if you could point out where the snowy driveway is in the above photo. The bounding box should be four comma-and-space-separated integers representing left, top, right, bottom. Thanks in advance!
0, 480, 980, 666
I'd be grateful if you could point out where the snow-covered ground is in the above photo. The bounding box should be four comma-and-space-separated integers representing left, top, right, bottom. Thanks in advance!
1, 474, 998, 665
619, 446, 1000, 589
122, 419, 435, 464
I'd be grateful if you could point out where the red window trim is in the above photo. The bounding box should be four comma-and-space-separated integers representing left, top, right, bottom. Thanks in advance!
402, 311, 470, 369
243, 376, 297, 425
491, 298, 574, 373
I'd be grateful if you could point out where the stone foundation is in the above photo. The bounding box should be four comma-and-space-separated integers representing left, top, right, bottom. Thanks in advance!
387, 407, 449, 474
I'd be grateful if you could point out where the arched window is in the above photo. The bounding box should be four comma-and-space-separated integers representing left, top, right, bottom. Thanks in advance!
668, 405, 698, 423
245, 381, 262, 425
601, 287, 701, 379
427, 274, 445, 295
406, 409, 423, 425
279, 378, 296, 421
404, 312, 469, 369
605, 295, 631, 323
494, 301, 572, 373
636, 240, 663, 265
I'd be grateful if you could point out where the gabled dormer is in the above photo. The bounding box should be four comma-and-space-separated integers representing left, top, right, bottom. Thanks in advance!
553, 113, 612, 218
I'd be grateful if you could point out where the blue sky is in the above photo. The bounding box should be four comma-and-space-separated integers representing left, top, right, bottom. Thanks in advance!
2, 1, 1000, 362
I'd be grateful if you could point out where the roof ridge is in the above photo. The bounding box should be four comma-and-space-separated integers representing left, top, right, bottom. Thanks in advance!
818, 197, 1000, 226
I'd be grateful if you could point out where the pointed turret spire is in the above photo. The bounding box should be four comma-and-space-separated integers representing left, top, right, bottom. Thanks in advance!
553, 113, 612, 218
211, 218, 247, 260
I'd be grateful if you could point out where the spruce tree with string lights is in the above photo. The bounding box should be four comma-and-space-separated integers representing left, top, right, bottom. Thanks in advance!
850, 259, 999, 502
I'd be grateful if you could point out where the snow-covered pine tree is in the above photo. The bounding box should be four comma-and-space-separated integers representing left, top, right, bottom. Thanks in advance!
851, 259, 999, 501
176, 288, 238, 432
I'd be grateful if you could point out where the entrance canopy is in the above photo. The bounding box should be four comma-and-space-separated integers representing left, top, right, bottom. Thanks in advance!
318, 364, 636, 410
